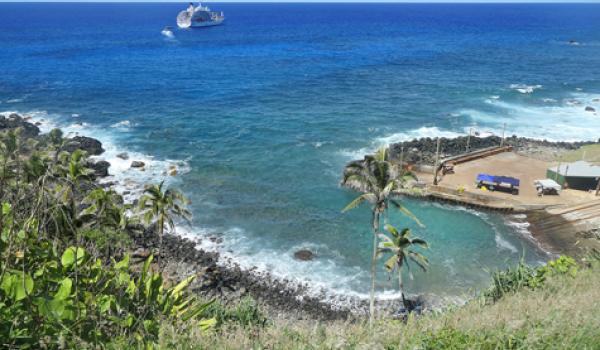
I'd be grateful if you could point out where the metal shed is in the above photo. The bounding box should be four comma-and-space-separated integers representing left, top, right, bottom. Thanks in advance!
546, 161, 600, 191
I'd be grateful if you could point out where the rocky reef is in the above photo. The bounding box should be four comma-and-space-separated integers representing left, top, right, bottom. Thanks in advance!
387, 135, 598, 166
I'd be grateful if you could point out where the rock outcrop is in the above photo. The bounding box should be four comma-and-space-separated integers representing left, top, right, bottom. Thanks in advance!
294, 249, 314, 261
0, 113, 40, 138
64, 136, 105, 155
88, 160, 110, 178
131, 161, 145, 168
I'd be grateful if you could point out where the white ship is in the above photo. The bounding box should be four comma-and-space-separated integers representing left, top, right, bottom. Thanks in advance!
177, 2, 224, 28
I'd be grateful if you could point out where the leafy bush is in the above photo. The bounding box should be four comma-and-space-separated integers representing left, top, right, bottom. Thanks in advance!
0, 203, 214, 348
204, 296, 267, 328
484, 256, 578, 303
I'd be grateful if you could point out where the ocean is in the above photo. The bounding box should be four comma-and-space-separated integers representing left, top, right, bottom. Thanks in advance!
1, 3, 599, 304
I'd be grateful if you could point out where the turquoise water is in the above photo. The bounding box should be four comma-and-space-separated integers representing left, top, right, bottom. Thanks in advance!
2, 3, 599, 302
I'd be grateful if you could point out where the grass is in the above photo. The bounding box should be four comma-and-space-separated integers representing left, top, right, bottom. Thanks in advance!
558, 144, 600, 164
156, 259, 600, 349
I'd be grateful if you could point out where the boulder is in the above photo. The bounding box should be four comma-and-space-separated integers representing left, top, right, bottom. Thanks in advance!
0, 113, 40, 138
294, 249, 314, 261
64, 136, 104, 155
131, 161, 145, 168
88, 160, 110, 178
116, 152, 129, 160
585, 106, 596, 113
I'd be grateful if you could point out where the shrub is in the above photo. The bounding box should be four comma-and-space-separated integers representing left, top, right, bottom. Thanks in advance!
0, 203, 214, 348
483, 256, 578, 303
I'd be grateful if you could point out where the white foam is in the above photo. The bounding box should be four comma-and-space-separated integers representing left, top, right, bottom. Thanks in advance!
339, 127, 465, 159
3, 109, 190, 204
378, 127, 464, 145
110, 120, 133, 129
509, 84, 542, 94
161, 28, 175, 39
312, 141, 332, 149
6, 98, 24, 103
189, 225, 381, 307
459, 92, 600, 142
494, 232, 518, 253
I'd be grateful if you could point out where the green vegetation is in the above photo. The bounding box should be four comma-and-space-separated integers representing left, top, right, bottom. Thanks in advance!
377, 224, 428, 309
0, 127, 242, 348
139, 181, 192, 268
158, 254, 600, 349
558, 144, 600, 163
342, 147, 422, 325
3, 124, 600, 349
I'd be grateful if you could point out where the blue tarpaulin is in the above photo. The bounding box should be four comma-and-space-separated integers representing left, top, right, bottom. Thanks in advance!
476, 173, 520, 187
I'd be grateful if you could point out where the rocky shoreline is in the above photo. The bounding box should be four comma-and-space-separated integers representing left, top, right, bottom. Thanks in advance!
387, 134, 599, 166
1, 112, 368, 321
10, 111, 595, 322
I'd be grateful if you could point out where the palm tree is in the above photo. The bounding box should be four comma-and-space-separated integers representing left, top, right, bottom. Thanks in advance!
81, 188, 131, 256
139, 181, 191, 268
341, 147, 420, 326
378, 224, 428, 309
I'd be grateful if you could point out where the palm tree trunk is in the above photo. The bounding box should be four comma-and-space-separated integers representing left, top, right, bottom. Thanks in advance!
398, 266, 406, 309
369, 209, 380, 328
158, 216, 164, 269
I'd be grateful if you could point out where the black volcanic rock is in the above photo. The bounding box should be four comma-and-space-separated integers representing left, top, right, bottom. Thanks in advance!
64, 136, 105, 155
294, 249, 315, 261
0, 113, 40, 138
131, 161, 145, 168
88, 160, 110, 178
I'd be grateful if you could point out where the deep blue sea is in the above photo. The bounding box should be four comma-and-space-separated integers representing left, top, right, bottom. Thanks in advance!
1, 3, 599, 304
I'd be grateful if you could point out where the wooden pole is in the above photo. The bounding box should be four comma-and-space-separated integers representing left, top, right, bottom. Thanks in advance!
466, 128, 472, 152
433, 137, 441, 185
595, 178, 600, 196
500, 123, 506, 147
399, 145, 404, 174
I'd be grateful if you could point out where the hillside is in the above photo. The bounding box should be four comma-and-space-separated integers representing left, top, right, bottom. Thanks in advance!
160, 256, 600, 349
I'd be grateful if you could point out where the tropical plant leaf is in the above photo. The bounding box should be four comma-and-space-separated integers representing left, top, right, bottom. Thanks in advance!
54, 278, 72, 300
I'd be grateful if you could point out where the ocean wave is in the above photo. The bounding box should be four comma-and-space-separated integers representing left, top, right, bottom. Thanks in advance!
110, 120, 133, 129
509, 84, 542, 94
190, 225, 380, 305
459, 92, 600, 142
312, 141, 332, 148
338, 127, 465, 159
3, 109, 190, 204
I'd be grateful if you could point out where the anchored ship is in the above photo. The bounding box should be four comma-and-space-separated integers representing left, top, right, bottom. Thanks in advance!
177, 2, 224, 28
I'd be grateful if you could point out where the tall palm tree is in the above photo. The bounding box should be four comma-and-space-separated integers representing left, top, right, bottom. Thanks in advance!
139, 181, 191, 268
81, 188, 131, 256
378, 224, 428, 309
341, 147, 420, 326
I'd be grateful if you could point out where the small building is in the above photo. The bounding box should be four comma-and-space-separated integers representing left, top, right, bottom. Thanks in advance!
546, 161, 600, 191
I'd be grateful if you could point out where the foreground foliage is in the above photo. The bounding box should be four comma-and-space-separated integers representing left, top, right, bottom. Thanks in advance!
0, 127, 215, 348
0, 205, 212, 347
160, 255, 600, 349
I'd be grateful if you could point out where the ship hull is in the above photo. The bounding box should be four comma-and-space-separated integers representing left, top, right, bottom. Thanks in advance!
190, 19, 224, 27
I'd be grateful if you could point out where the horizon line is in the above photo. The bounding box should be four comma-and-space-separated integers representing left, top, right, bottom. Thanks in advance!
2, 1, 600, 3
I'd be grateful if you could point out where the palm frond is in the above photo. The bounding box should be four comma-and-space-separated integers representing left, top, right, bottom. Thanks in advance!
389, 199, 425, 228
